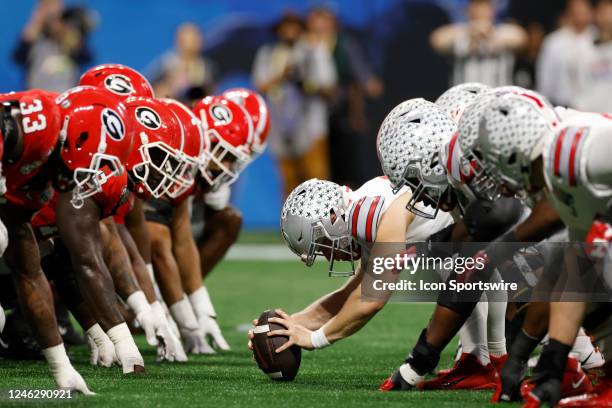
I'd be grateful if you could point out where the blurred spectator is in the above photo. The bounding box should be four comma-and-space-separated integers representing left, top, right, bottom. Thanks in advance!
430, 0, 527, 87
575, 0, 612, 112
252, 13, 335, 197
536, 0, 594, 107
513, 22, 545, 89
148, 22, 217, 101
13, 0, 95, 92
315, 5, 383, 188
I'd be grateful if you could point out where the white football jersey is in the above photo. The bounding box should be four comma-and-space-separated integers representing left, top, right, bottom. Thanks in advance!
345, 176, 453, 251
543, 111, 612, 240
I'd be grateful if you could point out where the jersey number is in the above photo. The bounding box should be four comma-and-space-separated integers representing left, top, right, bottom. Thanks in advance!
20, 99, 47, 134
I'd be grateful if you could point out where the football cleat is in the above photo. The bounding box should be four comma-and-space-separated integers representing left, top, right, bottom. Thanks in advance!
418, 353, 497, 390
380, 363, 424, 391
520, 357, 594, 406
493, 354, 529, 403
491, 354, 509, 374
557, 376, 612, 407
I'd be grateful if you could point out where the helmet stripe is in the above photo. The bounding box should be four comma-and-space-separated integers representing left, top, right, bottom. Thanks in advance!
553, 127, 568, 177
568, 127, 586, 187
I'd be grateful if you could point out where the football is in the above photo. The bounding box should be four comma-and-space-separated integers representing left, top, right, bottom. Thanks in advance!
252, 310, 302, 381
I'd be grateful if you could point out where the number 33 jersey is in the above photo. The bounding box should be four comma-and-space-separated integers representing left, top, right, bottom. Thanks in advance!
0, 90, 62, 210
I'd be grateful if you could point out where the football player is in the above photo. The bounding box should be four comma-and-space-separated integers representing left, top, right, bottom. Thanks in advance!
470, 99, 612, 406
190, 88, 270, 282
245, 100, 455, 353
377, 87, 596, 397
141, 95, 252, 354
0, 85, 140, 393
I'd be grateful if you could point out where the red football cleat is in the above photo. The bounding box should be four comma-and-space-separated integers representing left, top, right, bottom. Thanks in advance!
417, 353, 498, 390
491, 354, 509, 374
520, 357, 594, 404
557, 374, 612, 407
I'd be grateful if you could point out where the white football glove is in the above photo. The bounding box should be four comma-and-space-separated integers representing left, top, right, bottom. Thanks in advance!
180, 327, 215, 355
151, 301, 187, 362
43, 344, 95, 395
199, 315, 230, 351
107, 323, 145, 374
53, 364, 95, 395
86, 324, 117, 367
127, 291, 158, 346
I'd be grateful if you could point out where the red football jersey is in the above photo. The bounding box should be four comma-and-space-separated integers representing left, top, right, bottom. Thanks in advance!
31, 168, 130, 239
1, 90, 62, 210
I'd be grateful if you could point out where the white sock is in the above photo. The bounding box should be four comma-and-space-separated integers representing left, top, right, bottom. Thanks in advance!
188, 286, 216, 318
169, 296, 199, 331
126, 291, 151, 318
459, 301, 490, 365
399, 363, 424, 386
486, 299, 507, 357
42, 343, 72, 375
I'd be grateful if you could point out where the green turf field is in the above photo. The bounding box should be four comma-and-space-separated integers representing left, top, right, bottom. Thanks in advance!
0, 258, 517, 407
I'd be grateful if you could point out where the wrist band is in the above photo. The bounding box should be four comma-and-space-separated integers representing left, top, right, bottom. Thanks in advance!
310, 327, 331, 349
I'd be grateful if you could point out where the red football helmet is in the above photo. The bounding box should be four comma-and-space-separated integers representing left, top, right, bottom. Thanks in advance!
192, 96, 253, 189
56, 86, 134, 208
158, 98, 208, 198
79, 64, 154, 101
124, 96, 191, 199
222, 88, 269, 155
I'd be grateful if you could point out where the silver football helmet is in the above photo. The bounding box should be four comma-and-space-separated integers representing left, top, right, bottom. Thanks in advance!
478, 93, 558, 195
435, 82, 491, 123
376, 98, 456, 218
280, 179, 355, 277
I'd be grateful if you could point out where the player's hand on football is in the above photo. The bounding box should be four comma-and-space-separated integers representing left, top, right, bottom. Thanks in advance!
247, 319, 258, 351
199, 315, 231, 351
267, 309, 314, 352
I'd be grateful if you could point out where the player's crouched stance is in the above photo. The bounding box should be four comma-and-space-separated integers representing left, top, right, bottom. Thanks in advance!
246, 171, 453, 356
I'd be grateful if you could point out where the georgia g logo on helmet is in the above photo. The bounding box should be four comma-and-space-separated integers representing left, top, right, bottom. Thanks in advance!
135, 106, 161, 130
101, 108, 125, 141
210, 104, 232, 125
104, 74, 134, 95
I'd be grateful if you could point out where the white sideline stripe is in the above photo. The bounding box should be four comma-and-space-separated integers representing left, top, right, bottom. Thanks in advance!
253, 324, 270, 334
225, 244, 297, 261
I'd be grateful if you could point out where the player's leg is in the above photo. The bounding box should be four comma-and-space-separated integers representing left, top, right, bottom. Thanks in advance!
2, 206, 92, 393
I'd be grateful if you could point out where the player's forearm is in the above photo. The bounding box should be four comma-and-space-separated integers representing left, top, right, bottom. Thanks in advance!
117, 224, 157, 303
101, 221, 141, 301
514, 198, 564, 242
172, 220, 203, 294
320, 287, 385, 343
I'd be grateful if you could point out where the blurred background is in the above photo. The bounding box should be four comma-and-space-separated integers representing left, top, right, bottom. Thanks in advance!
1, 0, 609, 231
